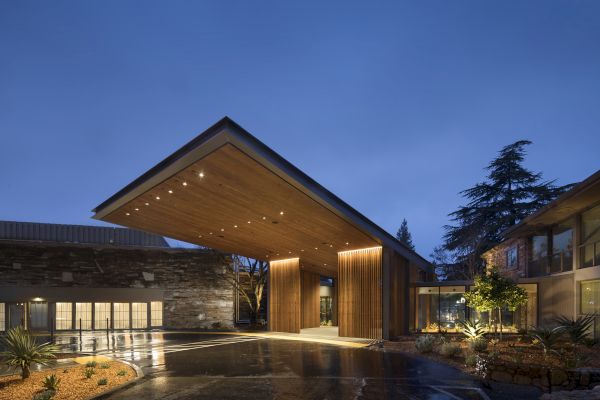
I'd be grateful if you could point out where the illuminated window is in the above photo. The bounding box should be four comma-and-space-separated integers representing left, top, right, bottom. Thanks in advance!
113, 303, 130, 329
131, 303, 147, 329
151, 301, 163, 327
75, 303, 92, 330
0, 303, 5, 331
55, 302, 72, 330
94, 303, 111, 330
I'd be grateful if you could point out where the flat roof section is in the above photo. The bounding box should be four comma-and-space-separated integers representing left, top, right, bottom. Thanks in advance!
92, 117, 430, 275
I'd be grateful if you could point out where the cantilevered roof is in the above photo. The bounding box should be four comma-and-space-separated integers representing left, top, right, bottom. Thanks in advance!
93, 117, 429, 276
504, 168, 600, 237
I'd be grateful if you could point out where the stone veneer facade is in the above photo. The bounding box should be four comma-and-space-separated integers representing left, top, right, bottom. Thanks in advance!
0, 240, 234, 329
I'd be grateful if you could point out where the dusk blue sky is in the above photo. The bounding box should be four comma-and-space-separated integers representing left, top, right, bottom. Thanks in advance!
1, 1, 599, 257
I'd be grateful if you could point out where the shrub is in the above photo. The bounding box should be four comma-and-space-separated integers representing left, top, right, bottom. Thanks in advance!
32, 390, 55, 400
457, 320, 486, 341
465, 353, 478, 367
100, 362, 110, 369
0, 326, 58, 379
85, 361, 98, 368
116, 369, 128, 376
528, 326, 564, 356
84, 367, 95, 379
97, 378, 108, 386
438, 342, 461, 358
468, 338, 488, 352
41, 374, 61, 392
415, 335, 436, 353
554, 314, 595, 345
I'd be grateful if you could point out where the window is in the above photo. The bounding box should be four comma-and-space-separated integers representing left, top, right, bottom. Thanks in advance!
55, 302, 72, 330
0, 303, 5, 331
75, 303, 92, 330
529, 233, 549, 276
151, 301, 163, 327
581, 205, 600, 269
113, 303, 130, 329
581, 280, 600, 338
506, 246, 518, 270
131, 303, 147, 329
94, 303, 111, 330
551, 223, 573, 273
416, 286, 466, 332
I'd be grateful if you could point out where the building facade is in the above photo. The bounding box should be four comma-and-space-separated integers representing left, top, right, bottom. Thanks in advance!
414, 169, 600, 336
0, 221, 235, 332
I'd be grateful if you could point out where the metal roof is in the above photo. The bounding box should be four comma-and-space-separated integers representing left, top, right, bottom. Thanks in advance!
0, 220, 169, 248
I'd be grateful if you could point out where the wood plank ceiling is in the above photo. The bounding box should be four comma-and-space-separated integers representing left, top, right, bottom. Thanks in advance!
99, 144, 378, 276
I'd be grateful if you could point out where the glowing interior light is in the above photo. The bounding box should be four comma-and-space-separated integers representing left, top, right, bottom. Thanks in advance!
199, 172, 204, 178
182, 182, 188, 186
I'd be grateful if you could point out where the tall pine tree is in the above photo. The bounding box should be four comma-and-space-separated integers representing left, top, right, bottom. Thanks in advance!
396, 218, 415, 250
443, 140, 573, 277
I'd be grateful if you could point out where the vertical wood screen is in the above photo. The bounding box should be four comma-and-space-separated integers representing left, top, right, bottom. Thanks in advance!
301, 270, 321, 329
387, 250, 409, 338
269, 258, 301, 333
338, 247, 382, 339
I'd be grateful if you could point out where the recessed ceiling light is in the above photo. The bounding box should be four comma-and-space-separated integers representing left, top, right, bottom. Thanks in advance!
182, 182, 188, 186
329, 244, 333, 248
155, 196, 160, 200
125, 212, 130, 216
301, 249, 304, 252
145, 203, 149, 206
134, 208, 139, 211
314, 247, 318, 250
262, 216, 266, 220
220, 228, 225, 232
168, 190, 173, 194
279, 211, 284, 215
247, 221, 251, 224
199, 172, 204, 178
288, 251, 292, 254
209, 232, 213, 235
234, 225, 238, 228
345, 242, 349, 246
198, 235, 202, 238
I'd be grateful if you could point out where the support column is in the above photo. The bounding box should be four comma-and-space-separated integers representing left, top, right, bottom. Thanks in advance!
338, 246, 383, 339
301, 270, 321, 329
269, 258, 301, 333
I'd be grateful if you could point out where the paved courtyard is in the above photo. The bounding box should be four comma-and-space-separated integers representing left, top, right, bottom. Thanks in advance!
40, 331, 541, 400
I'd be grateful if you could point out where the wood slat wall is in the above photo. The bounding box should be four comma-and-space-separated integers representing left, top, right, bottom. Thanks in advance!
269, 258, 301, 333
387, 249, 410, 338
338, 247, 382, 339
301, 270, 321, 329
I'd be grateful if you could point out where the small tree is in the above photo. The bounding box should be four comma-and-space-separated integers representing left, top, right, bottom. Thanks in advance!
463, 268, 528, 339
0, 326, 58, 379
396, 218, 415, 250
220, 255, 268, 325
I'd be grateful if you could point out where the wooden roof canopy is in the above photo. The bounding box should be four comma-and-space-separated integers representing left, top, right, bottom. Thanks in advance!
92, 117, 429, 276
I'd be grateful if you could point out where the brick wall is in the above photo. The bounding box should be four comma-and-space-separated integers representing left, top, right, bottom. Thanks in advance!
483, 237, 528, 280
0, 241, 235, 329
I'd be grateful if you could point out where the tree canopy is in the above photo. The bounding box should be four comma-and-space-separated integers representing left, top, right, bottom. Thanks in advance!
442, 140, 573, 277
396, 218, 415, 250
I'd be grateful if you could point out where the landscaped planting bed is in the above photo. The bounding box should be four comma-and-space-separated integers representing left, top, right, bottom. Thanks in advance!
0, 360, 136, 400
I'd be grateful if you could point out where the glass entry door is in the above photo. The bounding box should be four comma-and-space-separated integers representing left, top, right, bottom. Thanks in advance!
320, 296, 332, 325
29, 302, 48, 330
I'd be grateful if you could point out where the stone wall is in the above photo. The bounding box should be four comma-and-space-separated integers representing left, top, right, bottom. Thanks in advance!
0, 240, 235, 329
488, 360, 600, 392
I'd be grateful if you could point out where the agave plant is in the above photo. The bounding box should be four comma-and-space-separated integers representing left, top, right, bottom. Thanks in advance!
42, 373, 61, 391
528, 326, 564, 357
457, 320, 487, 341
0, 326, 58, 379
554, 314, 596, 345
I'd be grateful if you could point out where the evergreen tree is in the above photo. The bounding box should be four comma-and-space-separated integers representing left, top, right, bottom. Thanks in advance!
396, 218, 415, 250
443, 140, 573, 277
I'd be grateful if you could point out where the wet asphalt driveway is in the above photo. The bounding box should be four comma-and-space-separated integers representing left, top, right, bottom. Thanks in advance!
47, 331, 541, 400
